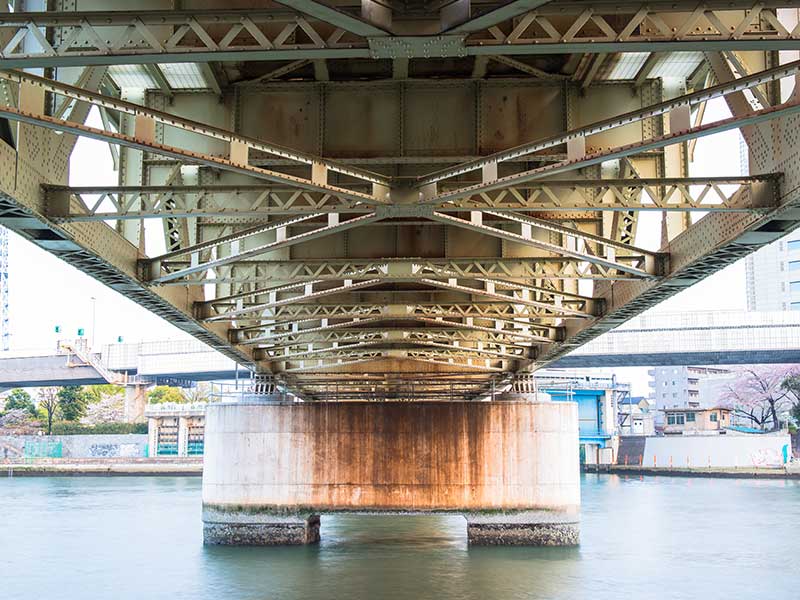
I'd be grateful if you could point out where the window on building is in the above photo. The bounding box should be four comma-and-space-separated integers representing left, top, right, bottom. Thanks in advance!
790, 281, 800, 293
686, 412, 696, 422
672, 381, 676, 385
688, 378, 699, 385
667, 414, 675, 425
675, 414, 685, 425
791, 302, 800, 311
789, 240, 800, 251
688, 390, 699, 397
672, 392, 677, 398
722, 413, 727, 421
790, 261, 800, 271
710, 413, 718, 422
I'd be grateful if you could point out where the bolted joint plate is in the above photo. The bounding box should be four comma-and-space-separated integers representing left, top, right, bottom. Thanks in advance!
375, 203, 435, 219
368, 35, 467, 59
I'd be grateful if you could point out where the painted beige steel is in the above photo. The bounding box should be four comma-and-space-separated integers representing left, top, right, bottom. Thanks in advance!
202, 401, 579, 513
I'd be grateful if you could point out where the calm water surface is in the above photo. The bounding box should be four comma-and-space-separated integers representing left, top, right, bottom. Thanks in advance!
1, 474, 798, 599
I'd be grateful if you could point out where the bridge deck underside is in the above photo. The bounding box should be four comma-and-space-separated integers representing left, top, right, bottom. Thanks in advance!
1, 1, 800, 400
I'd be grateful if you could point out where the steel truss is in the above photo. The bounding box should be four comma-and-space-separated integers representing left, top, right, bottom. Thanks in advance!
48, 176, 778, 223
1, 3, 799, 68
1, 5, 799, 401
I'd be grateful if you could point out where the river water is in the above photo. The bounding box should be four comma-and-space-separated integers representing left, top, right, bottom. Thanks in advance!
1, 474, 798, 599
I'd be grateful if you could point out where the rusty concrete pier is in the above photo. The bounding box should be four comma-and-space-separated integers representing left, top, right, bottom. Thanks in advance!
202, 400, 579, 546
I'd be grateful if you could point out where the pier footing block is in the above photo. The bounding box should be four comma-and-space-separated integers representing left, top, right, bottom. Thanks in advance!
202, 508, 320, 545
466, 513, 579, 546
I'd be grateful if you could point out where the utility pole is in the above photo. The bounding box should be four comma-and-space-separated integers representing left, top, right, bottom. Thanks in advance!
90, 296, 96, 349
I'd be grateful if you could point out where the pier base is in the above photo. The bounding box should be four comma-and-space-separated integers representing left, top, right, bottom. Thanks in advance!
202, 401, 580, 546
466, 512, 580, 546
203, 508, 320, 545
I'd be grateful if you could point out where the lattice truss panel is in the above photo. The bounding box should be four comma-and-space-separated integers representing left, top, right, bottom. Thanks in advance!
1, 2, 799, 67
1, 1, 800, 400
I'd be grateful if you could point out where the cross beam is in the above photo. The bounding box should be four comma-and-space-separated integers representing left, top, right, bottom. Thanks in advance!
419, 58, 800, 185
0, 69, 388, 189
1, 4, 799, 67
47, 176, 779, 222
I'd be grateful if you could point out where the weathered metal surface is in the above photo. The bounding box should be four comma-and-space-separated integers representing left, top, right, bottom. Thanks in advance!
1, 4, 799, 402
202, 401, 579, 512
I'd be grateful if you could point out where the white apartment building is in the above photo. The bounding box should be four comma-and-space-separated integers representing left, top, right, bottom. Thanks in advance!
648, 366, 735, 425
745, 231, 800, 311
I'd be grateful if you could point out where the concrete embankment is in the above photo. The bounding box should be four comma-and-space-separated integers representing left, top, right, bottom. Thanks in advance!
2, 457, 202, 476
585, 464, 800, 479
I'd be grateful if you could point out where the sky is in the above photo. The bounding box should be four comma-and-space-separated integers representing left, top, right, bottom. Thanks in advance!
4, 97, 755, 395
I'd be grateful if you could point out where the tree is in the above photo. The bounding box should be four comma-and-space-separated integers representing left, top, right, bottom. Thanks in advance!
57, 386, 89, 421
37, 387, 60, 435
147, 386, 186, 404
3, 388, 37, 416
183, 384, 210, 404
83, 384, 125, 404
720, 366, 799, 431
781, 375, 800, 426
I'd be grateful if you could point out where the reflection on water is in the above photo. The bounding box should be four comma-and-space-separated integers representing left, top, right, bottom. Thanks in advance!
1, 474, 798, 600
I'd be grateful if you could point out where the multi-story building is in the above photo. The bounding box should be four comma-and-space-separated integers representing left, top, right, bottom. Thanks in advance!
662, 407, 732, 434
145, 402, 206, 457
648, 366, 735, 425
618, 396, 656, 436
745, 231, 800, 311
536, 369, 628, 465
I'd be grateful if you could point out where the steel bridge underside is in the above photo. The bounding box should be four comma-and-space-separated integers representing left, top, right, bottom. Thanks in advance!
1, 1, 800, 400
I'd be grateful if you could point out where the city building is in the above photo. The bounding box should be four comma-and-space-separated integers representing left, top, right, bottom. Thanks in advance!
537, 370, 627, 465
648, 366, 735, 424
618, 396, 655, 436
745, 231, 800, 311
145, 403, 206, 457
662, 407, 732, 435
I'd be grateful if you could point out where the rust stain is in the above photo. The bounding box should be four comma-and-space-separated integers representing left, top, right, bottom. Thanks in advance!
210, 401, 579, 512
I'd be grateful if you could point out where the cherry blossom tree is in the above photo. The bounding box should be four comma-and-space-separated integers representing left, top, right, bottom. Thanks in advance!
719, 365, 800, 432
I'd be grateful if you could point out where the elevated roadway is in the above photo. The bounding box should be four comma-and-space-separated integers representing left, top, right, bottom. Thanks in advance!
2, 311, 797, 388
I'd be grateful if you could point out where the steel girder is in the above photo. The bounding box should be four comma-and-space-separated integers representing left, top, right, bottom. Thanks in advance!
46, 176, 778, 222
240, 326, 550, 349
419, 57, 800, 185
1, 3, 799, 68
149, 258, 647, 287
0, 70, 388, 190
1, 8, 800, 400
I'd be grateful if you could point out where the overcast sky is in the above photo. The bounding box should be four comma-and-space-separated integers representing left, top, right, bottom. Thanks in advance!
5, 97, 752, 395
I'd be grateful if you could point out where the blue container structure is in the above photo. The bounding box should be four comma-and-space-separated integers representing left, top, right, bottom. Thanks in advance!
545, 388, 611, 446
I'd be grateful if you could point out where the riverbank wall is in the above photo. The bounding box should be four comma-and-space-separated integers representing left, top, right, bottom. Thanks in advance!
0, 434, 149, 460
616, 433, 792, 469
2, 457, 202, 476
586, 463, 800, 479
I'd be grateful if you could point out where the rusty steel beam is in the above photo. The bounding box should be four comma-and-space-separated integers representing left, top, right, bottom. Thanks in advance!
1, 4, 799, 68
428, 97, 800, 203
0, 69, 389, 189
47, 176, 780, 222
419, 58, 800, 186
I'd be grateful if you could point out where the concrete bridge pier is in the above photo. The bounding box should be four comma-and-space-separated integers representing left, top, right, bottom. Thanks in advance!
123, 384, 148, 423
201, 400, 580, 546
